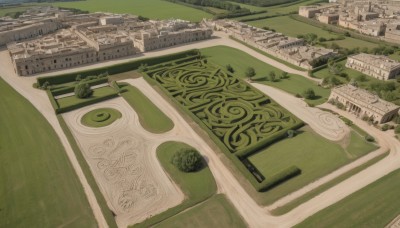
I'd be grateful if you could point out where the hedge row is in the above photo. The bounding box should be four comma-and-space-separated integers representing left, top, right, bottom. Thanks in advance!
37, 49, 201, 86
51, 78, 109, 96
214, 10, 267, 19
57, 93, 119, 114
290, 14, 396, 46
258, 166, 302, 192
239, 13, 290, 22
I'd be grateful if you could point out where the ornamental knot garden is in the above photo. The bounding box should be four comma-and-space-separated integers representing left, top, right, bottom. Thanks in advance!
144, 60, 302, 157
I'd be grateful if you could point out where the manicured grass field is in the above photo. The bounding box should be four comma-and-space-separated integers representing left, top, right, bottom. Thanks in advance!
248, 16, 338, 39
56, 86, 117, 108
201, 46, 330, 105
296, 168, 400, 227
133, 141, 216, 227
81, 108, 122, 128
248, 126, 378, 205
155, 194, 246, 228
119, 83, 174, 134
323, 37, 378, 50
0, 78, 97, 227
39, 0, 211, 22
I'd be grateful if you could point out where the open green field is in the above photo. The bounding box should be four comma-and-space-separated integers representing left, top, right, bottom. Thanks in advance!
37, 0, 211, 22
0, 78, 97, 227
296, 168, 400, 227
248, 126, 378, 205
119, 83, 174, 134
155, 194, 246, 228
56, 86, 117, 108
0, 5, 36, 17
134, 141, 216, 227
201, 46, 330, 105
81, 107, 122, 128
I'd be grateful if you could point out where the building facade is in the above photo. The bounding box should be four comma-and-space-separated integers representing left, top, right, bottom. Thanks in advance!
346, 53, 400, 80
330, 84, 399, 123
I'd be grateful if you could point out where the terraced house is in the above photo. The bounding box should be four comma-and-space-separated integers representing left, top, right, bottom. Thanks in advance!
330, 84, 399, 123
346, 53, 400, 80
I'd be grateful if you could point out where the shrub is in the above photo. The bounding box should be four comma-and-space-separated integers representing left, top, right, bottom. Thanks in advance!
281, 71, 289, 79
287, 130, 296, 138
75, 83, 93, 99
335, 101, 345, 110
303, 88, 316, 99
395, 125, 400, 134
381, 124, 389, 131
362, 114, 369, 121
295, 93, 303, 98
41, 81, 50, 90
226, 64, 235, 73
245, 67, 256, 79
365, 134, 375, 142
269, 71, 276, 82
171, 148, 203, 172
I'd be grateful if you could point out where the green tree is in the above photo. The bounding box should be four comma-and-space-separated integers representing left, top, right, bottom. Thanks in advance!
226, 64, 235, 73
171, 148, 203, 172
74, 83, 93, 99
245, 67, 256, 80
303, 88, 316, 99
269, 71, 276, 82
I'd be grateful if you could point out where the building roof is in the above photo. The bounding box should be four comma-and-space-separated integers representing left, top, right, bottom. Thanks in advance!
349, 53, 400, 71
332, 84, 399, 115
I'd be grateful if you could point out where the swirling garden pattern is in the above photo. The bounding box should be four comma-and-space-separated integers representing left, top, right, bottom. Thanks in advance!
145, 60, 302, 155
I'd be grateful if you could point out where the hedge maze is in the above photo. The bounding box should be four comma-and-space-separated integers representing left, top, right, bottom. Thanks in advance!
144, 59, 303, 191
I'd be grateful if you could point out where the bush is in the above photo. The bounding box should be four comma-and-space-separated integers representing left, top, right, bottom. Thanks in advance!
365, 134, 375, 142
395, 125, 400, 134
245, 67, 256, 79
226, 64, 235, 73
303, 88, 316, 99
75, 83, 93, 99
287, 130, 296, 138
171, 148, 203, 172
381, 124, 389, 131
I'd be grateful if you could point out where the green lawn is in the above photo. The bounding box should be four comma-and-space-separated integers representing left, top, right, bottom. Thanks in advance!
248, 15, 338, 39
38, 0, 211, 22
0, 5, 37, 17
56, 86, 117, 108
248, 126, 378, 205
389, 51, 400, 61
0, 78, 97, 227
155, 194, 246, 228
323, 37, 378, 50
201, 46, 330, 105
81, 108, 122, 128
119, 83, 174, 134
133, 141, 217, 227
296, 168, 400, 227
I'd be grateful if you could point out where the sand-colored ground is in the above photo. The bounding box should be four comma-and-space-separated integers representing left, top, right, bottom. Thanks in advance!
62, 98, 184, 228
1, 32, 400, 228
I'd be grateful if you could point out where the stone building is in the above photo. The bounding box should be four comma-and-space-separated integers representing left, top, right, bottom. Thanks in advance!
346, 53, 400, 80
330, 84, 399, 123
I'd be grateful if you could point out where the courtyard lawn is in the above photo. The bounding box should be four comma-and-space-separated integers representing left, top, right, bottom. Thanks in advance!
40, 0, 211, 22
155, 194, 247, 228
296, 168, 400, 228
0, 78, 97, 227
248, 16, 338, 39
56, 86, 117, 108
201, 46, 330, 105
119, 83, 174, 134
248, 126, 378, 205
323, 37, 378, 50
133, 141, 216, 227
81, 107, 122, 128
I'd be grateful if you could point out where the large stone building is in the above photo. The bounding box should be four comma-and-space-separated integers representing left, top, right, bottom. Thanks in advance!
212, 20, 337, 69
346, 53, 400, 80
4, 8, 213, 76
330, 84, 399, 123
298, 0, 400, 43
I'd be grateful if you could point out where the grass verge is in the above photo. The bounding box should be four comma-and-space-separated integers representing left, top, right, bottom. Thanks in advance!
119, 83, 174, 133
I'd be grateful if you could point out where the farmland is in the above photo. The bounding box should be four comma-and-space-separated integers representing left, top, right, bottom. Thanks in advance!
0, 78, 97, 227
40, 0, 211, 22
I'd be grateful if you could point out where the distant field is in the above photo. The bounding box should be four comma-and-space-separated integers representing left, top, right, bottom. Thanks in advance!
0, 78, 97, 227
155, 194, 246, 228
35, 0, 211, 22
248, 126, 378, 205
201, 46, 330, 105
296, 168, 400, 227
